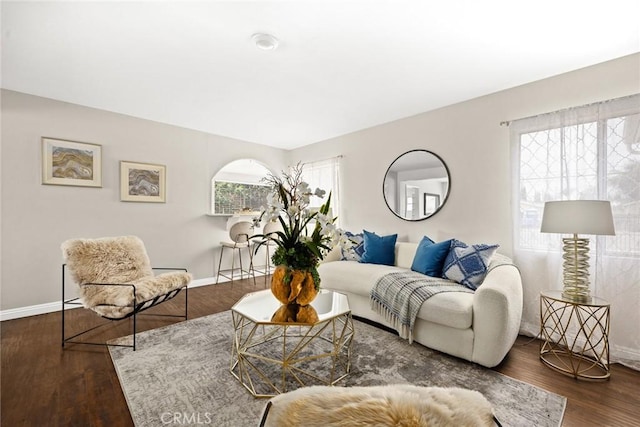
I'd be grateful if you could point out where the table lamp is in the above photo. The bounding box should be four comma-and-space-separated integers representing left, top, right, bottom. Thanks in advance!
540, 200, 615, 302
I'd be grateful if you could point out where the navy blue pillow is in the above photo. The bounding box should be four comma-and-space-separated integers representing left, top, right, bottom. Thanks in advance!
360, 230, 397, 266
442, 239, 499, 290
411, 237, 453, 277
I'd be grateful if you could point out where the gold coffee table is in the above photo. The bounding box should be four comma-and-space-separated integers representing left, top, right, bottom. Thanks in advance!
230, 289, 354, 397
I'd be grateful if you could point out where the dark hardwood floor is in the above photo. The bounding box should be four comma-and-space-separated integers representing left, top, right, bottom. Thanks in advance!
2, 278, 639, 426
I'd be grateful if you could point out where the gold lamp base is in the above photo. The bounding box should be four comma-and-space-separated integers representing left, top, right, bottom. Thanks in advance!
561, 234, 591, 303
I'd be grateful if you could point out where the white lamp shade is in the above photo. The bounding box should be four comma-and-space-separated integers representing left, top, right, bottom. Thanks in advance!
540, 200, 615, 235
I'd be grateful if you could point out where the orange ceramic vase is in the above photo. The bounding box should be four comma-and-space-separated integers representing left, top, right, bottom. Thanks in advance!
270, 303, 319, 324
270, 265, 318, 306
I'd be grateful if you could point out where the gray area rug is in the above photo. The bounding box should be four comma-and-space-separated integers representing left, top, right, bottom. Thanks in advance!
109, 311, 566, 427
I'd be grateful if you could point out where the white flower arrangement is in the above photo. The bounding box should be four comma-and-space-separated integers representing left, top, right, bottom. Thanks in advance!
253, 163, 342, 286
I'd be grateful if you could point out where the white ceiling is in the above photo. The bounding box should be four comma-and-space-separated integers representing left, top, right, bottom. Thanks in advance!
2, 1, 639, 150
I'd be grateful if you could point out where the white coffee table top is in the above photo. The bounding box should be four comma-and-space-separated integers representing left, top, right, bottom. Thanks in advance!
232, 289, 350, 324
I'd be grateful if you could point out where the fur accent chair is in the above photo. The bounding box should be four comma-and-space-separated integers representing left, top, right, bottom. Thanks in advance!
61, 236, 191, 349
260, 384, 499, 427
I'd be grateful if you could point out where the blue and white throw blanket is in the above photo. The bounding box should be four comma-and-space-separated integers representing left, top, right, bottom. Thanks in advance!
370, 271, 473, 344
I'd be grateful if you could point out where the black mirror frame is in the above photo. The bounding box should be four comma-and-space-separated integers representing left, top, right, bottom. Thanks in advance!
382, 149, 451, 221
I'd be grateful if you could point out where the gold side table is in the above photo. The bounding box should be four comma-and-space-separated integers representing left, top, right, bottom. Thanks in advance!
539, 290, 610, 380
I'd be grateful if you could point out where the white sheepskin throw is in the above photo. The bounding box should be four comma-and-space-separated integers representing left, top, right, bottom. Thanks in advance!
261, 385, 497, 427
61, 236, 191, 318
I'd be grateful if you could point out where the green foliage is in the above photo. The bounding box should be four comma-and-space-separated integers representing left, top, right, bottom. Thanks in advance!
272, 243, 319, 272
271, 244, 322, 290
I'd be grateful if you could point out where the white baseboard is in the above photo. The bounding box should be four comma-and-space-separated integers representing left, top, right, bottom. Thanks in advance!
190, 277, 221, 287
0, 276, 247, 321
0, 301, 67, 321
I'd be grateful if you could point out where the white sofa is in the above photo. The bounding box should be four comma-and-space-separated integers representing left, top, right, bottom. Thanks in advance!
318, 242, 523, 368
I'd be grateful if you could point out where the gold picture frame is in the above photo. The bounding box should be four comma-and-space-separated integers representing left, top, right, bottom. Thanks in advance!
41, 137, 102, 187
120, 161, 166, 203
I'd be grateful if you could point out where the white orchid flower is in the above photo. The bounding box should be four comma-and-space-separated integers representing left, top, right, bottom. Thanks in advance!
297, 181, 311, 195
266, 191, 283, 209
320, 221, 336, 236
299, 193, 311, 206
314, 188, 326, 198
264, 207, 280, 222
287, 204, 300, 217
316, 213, 330, 227
338, 233, 354, 248
330, 232, 342, 246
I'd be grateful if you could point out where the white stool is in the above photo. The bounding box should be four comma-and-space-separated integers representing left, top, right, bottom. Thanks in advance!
252, 221, 282, 287
216, 221, 256, 285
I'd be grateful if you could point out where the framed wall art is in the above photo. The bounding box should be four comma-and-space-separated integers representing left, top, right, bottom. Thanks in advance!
120, 161, 166, 203
41, 137, 102, 187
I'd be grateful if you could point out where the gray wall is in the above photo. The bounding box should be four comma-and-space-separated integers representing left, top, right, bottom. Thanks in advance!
290, 54, 640, 253
1, 90, 287, 311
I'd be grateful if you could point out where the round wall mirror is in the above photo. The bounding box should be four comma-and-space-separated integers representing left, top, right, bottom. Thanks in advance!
383, 149, 450, 221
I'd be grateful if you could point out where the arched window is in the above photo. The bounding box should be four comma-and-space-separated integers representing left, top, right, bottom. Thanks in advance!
211, 159, 271, 214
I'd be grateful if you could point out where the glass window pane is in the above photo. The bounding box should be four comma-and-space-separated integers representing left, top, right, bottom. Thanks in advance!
213, 181, 271, 215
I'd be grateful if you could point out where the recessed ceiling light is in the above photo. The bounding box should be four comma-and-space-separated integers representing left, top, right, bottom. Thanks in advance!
252, 33, 279, 51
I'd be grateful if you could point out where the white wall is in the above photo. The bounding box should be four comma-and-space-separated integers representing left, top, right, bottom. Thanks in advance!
2, 54, 639, 314
1, 90, 287, 311
290, 54, 640, 253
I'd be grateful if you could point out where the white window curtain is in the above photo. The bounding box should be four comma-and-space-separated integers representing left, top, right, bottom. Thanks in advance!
510, 94, 640, 370
301, 156, 342, 227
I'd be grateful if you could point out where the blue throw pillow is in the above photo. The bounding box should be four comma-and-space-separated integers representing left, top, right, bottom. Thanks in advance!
442, 239, 499, 290
360, 230, 397, 266
340, 231, 365, 262
411, 237, 453, 277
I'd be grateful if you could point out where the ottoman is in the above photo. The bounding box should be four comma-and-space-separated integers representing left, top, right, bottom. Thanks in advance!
259, 384, 501, 427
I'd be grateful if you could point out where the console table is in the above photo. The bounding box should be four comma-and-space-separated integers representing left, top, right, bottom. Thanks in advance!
539, 290, 610, 380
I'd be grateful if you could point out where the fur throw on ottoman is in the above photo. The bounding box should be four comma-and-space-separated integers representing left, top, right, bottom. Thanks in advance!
259, 384, 499, 427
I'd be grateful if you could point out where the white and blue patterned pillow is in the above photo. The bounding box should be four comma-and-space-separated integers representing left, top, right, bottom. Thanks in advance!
340, 231, 365, 262
442, 239, 499, 290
